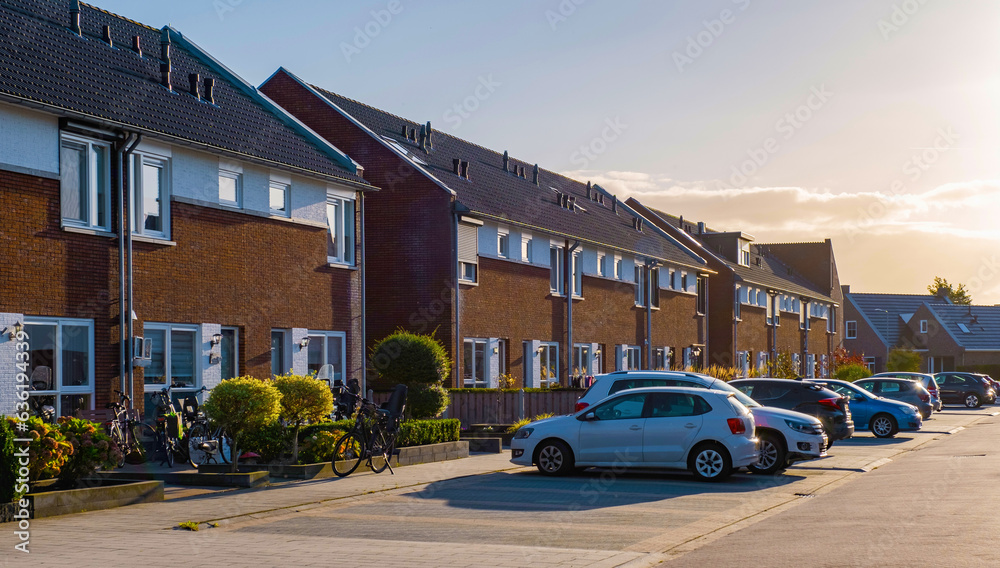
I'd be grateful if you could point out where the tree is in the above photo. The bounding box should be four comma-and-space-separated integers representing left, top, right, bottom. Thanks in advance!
928, 277, 972, 305
370, 330, 451, 388
272, 374, 334, 464
203, 376, 282, 472
886, 348, 922, 372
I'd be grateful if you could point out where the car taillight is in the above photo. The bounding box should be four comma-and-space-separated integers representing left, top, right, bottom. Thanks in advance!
727, 417, 746, 435
818, 398, 842, 411
918, 392, 929, 402
575, 402, 589, 413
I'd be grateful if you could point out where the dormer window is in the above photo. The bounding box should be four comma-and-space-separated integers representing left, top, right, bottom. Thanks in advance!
739, 240, 751, 266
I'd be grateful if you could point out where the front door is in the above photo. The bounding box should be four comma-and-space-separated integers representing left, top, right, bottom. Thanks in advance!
577, 392, 646, 465
642, 392, 706, 464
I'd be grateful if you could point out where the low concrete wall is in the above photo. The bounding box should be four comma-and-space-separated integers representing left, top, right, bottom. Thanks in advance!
463, 437, 503, 453
100, 470, 269, 488
396, 441, 468, 466
28, 480, 163, 519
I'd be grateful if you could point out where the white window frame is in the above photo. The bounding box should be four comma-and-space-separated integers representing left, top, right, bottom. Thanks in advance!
497, 229, 509, 259
60, 133, 111, 232
219, 169, 242, 208
572, 251, 583, 298
864, 356, 876, 372
521, 234, 532, 263
597, 252, 607, 277
220, 326, 239, 381
920, 320, 928, 333
463, 338, 488, 387
539, 342, 559, 387
307, 331, 346, 384
573, 343, 592, 377
625, 346, 641, 371
614, 255, 623, 280
132, 151, 171, 240
143, 323, 201, 419
846, 321, 858, 339
327, 195, 356, 266
271, 329, 290, 377
269, 180, 290, 217
459, 261, 478, 283
23, 317, 96, 420
739, 241, 751, 266
550, 245, 566, 295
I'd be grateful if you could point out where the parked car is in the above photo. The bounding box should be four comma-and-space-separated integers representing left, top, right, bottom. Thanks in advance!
729, 378, 854, 447
873, 372, 942, 412
816, 379, 922, 438
854, 378, 933, 418
972, 374, 1000, 403
511, 386, 759, 481
933, 372, 996, 408
576, 371, 827, 474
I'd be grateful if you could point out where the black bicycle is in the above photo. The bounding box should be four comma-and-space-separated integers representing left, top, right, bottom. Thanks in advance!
150, 385, 188, 467
105, 390, 155, 468
332, 384, 406, 477
182, 387, 233, 468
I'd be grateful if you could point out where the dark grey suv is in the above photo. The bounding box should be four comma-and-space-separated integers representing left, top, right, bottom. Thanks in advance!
730, 379, 854, 446
933, 372, 996, 408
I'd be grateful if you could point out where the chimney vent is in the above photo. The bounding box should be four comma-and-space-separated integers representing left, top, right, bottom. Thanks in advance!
453, 158, 461, 175
502, 151, 509, 172
401, 125, 408, 138
408, 128, 416, 142
69, 0, 81, 36
518, 166, 525, 178
419, 124, 427, 152
102, 25, 112, 46
160, 28, 172, 90
132, 35, 142, 56
697, 221, 706, 234
569, 196, 576, 211
426, 121, 433, 148
204, 78, 215, 104
532, 164, 539, 185
556, 191, 563, 206
586, 181, 592, 200
460, 161, 470, 180
189, 74, 201, 100
612, 196, 618, 214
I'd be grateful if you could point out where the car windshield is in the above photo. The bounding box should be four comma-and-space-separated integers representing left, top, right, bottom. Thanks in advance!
709, 380, 761, 408
825, 381, 871, 399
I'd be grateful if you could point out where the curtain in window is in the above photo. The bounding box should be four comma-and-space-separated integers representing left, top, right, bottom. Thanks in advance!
170, 329, 196, 386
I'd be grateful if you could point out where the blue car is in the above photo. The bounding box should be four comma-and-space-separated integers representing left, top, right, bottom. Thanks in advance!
817, 379, 922, 438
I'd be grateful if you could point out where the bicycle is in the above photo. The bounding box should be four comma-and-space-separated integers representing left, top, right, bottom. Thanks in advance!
104, 390, 156, 468
182, 387, 233, 468
150, 384, 188, 467
332, 383, 406, 477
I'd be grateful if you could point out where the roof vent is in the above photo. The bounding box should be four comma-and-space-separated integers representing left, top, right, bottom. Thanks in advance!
586, 181, 592, 200
189, 73, 201, 100
408, 128, 416, 142
612, 195, 618, 214
419, 124, 427, 152
453, 158, 461, 176
755, 257, 762, 267
502, 151, 509, 173
532, 164, 539, 185
518, 166, 525, 178
698, 221, 706, 234
633, 217, 644, 232
160, 28, 172, 90
102, 25, 112, 46
556, 191, 564, 206
569, 196, 577, 211
204, 78, 215, 104
69, 0, 81, 36
401, 125, 408, 138
132, 35, 142, 56
460, 160, 470, 180
425, 121, 433, 149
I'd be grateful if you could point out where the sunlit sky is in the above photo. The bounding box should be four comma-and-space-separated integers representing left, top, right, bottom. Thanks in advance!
96, 0, 1000, 303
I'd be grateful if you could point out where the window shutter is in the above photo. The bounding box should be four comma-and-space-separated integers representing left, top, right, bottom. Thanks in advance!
458, 223, 478, 263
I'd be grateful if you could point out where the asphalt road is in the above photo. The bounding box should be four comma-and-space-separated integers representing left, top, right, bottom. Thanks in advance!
5, 406, 999, 567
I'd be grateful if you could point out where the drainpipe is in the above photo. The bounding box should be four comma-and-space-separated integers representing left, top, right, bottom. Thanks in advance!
645, 260, 658, 369
453, 211, 461, 387
359, 191, 367, 394
733, 284, 739, 374
566, 240, 579, 386
123, 134, 142, 405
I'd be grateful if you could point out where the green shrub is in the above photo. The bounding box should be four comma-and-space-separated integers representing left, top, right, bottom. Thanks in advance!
506, 413, 555, 434
407, 384, 450, 419
19, 417, 74, 481
237, 421, 288, 463
203, 376, 282, 471
370, 330, 451, 387
57, 417, 121, 485
1, 418, 17, 503
272, 374, 334, 463
298, 430, 345, 464
767, 352, 799, 379
445, 388, 586, 393
834, 363, 872, 382
887, 348, 922, 372
299, 419, 460, 448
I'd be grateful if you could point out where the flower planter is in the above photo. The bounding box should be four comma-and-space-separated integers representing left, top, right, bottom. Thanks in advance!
12, 479, 164, 520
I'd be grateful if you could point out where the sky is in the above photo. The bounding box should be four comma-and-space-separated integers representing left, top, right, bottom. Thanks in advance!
95, 0, 1000, 303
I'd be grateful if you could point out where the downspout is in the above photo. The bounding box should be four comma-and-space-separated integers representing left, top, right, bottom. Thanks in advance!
733, 284, 739, 374
360, 191, 367, 394
123, 134, 142, 405
453, 211, 461, 387
565, 240, 579, 386
645, 260, 657, 370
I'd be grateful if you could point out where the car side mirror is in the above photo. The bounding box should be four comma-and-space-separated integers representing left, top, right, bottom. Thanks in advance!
578, 411, 597, 421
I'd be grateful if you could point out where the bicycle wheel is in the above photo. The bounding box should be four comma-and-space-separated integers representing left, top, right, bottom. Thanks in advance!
332, 432, 364, 477
216, 428, 233, 464
186, 422, 210, 468
369, 429, 394, 474
108, 422, 127, 468
132, 422, 158, 464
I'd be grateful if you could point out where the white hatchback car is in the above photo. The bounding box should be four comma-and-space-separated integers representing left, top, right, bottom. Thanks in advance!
511, 386, 759, 481
574, 371, 828, 474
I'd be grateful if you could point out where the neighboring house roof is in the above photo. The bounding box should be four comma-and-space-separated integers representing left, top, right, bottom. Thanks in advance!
847, 293, 950, 347
638, 205, 833, 302
925, 304, 1000, 351
273, 69, 707, 269
0, 0, 368, 187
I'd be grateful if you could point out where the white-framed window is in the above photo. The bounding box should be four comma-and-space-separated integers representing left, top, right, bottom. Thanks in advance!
521, 235, 532, 263
846, 321, 857, 339
539, 342, 559, 387
308, 331, 346, 384
459, 261, 478, 283
697, 276, 707, 315
132, 151, 170, 239
571, 252, 583, 297
327, 195, 356, 265
23, 317, 95, 422
920, 320, 928, 333
271, 329, 289, 377
219, 169, 242, 207
220, 327, 239, 381
597, 252, 608, 277
144, 323, 200, 420
734, 286, 742, 320
573, 343, 592, 377
60, 133, 111, 231
550, 245, 565, 295
615, 255, 623, 280
463, 338, 487, 387
653, 348, 666, 370
635, 265, 645, 306
269, 180, 290, 217
458, 222, 479, 283
827, 307, 837, 333
864, 356, 875, 372
800, 302, 809, 330
740, 241, 751, 266
497, 230, 509, 259
625, 346, 641, 370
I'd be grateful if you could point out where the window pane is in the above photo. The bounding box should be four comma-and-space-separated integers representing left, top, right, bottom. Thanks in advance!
271, 331, 285, 376
328, 337, 343, 383
344, 200, 355, 264
327, 201, 340, 258
142, 162, 163, 232
170, 330, 196, 387
220, 174, 239, 204
61, 143, 87, 223
474, 341, 485, 384
95, 145, 107, 228
62, 324, 89, 387
221, 329, 237, 380
146, 329, 167, 385
463, 340, 474, 386
307, 335, 323, 375
270, 183, 287, 212
26, 324, 56, 391
61, 394, 90, 418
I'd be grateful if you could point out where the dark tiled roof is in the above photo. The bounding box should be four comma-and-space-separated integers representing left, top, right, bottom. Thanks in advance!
0, 0, 367, 186
293, 77, 705, 268
926, 304, 1000, 350
847, 293, 949, 346
644, 206, 833, 302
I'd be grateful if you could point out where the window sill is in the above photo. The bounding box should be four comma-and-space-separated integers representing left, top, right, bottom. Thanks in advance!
326, 260, 358, 270
459, 279, 479, 287
132, 234, 177, 246
549, 293, 584, 300
62, 225, 116, 238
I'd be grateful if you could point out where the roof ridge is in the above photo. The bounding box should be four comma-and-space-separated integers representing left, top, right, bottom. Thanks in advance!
850, 292, 938, 298
81, 2, 160, 32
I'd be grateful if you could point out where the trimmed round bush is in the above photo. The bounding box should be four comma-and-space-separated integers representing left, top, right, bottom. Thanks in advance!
370, 330, 451, 387
407, 384, 450, 420
203, 376, 282, 469
273, 374, 334, 463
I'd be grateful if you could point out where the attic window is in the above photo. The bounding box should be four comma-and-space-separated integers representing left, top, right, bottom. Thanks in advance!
381, 136, 427, 165
957, 323, 971, 333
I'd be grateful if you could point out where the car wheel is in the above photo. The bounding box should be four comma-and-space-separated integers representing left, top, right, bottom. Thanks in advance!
747, 432, 786, 475
870, 414, 898, 438
965, 393, 981, 408
535, 440, 573, 476
689, 443, 732, 481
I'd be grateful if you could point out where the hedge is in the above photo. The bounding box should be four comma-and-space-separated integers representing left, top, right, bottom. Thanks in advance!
299, 418, 460, 449
444, 388, 586, 394
1, 418, 16, 503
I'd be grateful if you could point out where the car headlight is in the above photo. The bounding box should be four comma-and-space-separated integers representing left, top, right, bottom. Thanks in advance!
514, 427, 534, 439
785, 419, 823, 434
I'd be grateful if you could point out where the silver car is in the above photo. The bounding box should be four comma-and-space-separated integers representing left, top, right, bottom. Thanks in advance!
855, 378, 934, 419
872, 372, 942, 412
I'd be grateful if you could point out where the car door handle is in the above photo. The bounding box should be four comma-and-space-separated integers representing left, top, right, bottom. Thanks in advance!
684, 423, 697, 429
629, 425, 642, 431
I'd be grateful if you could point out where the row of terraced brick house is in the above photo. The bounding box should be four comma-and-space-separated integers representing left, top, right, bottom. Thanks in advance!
0, 0, 845, 420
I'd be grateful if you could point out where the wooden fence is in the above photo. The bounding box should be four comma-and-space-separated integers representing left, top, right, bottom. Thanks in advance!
373, 390, 582, 427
